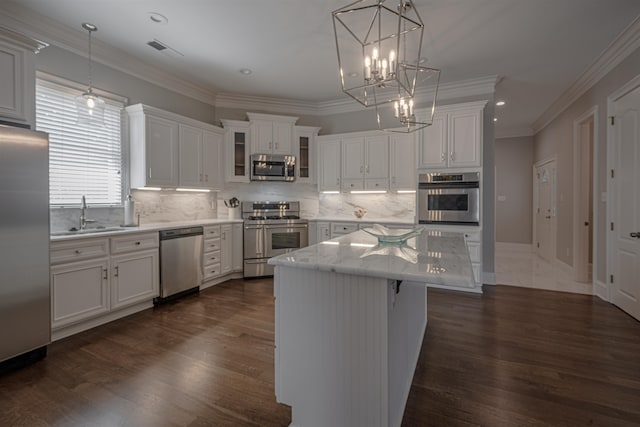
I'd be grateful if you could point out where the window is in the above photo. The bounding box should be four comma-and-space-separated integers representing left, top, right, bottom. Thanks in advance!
35, 78, 125, 206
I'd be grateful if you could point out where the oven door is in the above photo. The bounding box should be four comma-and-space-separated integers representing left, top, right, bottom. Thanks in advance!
418, 188, 479, 225
244, 223, 265, 259
265, 224, 308, 258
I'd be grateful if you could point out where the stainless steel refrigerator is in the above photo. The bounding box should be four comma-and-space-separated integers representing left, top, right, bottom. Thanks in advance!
0, 125, 50, 369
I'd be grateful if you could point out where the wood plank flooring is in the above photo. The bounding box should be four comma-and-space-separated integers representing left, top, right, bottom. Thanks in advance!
1, 280, 639, 426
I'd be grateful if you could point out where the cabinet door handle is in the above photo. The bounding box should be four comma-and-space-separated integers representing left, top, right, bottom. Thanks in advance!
135, 241, 141, 245
366, 165, 369, 173
75, 249, 82, 254
222, 232, 226, 240
450, 152, 454, 161
114, 266, 119, 277
631, 232, 640, 238
350, 183, 355, 187
441, 152, 445, 161
103, 268, 108, 280
148, 168, 152, 179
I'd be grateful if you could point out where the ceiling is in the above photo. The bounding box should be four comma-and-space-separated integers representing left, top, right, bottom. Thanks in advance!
5, 0, 640, 135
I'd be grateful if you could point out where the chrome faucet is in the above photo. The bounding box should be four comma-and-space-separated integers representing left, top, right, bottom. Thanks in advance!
79, 195, 96, 230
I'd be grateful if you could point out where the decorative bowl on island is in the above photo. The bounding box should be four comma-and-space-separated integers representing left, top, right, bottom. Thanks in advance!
361, 224, 425, 245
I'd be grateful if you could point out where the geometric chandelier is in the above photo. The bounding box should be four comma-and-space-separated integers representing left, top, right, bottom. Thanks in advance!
332, 0, 440, 132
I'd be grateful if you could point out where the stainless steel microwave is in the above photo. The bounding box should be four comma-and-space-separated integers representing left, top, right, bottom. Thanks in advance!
418, 172, 480, 225
250, 154, 296, 182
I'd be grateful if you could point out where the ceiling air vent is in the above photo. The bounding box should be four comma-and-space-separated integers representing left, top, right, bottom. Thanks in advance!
146, 39, 184, 58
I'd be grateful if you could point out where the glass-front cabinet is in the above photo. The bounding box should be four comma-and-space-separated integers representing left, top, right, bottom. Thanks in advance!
294, 126, 320, 184
221, 119, 250, 183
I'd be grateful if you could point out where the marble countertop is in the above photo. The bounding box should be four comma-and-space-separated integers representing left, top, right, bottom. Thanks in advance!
50, 218, 243, 242
306, 217, 414, 225
269, 229, 475, 287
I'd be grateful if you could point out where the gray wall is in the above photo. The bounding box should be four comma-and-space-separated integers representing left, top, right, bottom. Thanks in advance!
534, 46, 640, 283
495, 136, 534, 244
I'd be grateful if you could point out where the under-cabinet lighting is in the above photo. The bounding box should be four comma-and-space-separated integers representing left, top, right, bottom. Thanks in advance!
176, 188, 211, 192
139, 187, 162, 191
350, 242, 376, 248
397, 190, 416, 194
350, 190, 387, 194
321, 191, 340, 194
321, 241, 340, 245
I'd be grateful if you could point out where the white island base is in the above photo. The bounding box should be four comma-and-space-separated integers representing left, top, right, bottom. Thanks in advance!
274, 266, 427, 427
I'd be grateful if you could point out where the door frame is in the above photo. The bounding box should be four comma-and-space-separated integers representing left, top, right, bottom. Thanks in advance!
532, 157, 557, 262
605, 74, 640, 302
572, 106, 598, 284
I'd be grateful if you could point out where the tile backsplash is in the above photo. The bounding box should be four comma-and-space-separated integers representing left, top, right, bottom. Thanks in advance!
50, 183, 416, 231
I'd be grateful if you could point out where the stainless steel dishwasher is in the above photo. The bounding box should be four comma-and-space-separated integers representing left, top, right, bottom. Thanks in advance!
157, 226, 203, 302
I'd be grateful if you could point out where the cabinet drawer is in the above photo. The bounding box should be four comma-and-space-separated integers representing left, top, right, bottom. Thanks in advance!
203, 250, 221, 267
110, 232, 159, 254
204, 226, 221, 239
464, 231, 481, 242
204, 263, 221, 281
204, 238, 221, 253
364, 178, 389, 191
466, 241, 481, 263
341, 179, 364, 191
331, 222, 358, 236
51, 238, 109, 265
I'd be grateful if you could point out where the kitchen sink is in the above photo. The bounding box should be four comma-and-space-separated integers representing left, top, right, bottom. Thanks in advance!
51, 226, 131, 236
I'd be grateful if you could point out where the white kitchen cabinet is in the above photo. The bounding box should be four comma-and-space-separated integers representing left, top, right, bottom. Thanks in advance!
221, 119, 250, 183
128, 106, 179, 188
111, 249, 159, 310
295, 126, 321, 183
316, 222, 331, 242
0, 28, 44, 128
308, 222, 318, 245
317, 138, 341, 192
390, 133, 417, 191
341, 135, 389, 191
221, 224, 233, 275
247, 113, 298, 155
418, 101, 485, 169
203, 225, 222, 282
464, 230, 482, 285
232, 223, 243, 272
331, 222, 358, 238
178, 124, 224, 189
50, 257, 110, 329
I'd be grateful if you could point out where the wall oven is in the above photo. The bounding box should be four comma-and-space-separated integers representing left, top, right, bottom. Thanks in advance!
242, 201, 308, 277
418, 172, 480, 225
250, 154, 296, 181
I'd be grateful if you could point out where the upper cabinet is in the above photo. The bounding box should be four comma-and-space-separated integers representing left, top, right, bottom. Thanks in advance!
220, 119, 250, 183
127, 104, 224, 190
341, 135, 389, 191
317, 138, 341, 192
295, 126, 321, 184
389, 133, 416, 191
418, 101, 486, 169
247, 113, 298, 155
0, 27, 46, 128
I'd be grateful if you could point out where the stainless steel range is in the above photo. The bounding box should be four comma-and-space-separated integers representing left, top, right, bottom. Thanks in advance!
242, 201, 308, 278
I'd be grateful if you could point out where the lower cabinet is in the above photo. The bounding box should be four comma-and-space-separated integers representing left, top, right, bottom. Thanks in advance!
464, 231, 482, 285
202, 222, 243, 286
221, 224, 233, 275
316, 222, 331, 242
232, 223, 243, 272
50, 257, 110, 329
50, 232, 159, 334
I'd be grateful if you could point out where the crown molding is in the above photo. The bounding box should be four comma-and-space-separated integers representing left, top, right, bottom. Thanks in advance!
215, 93, 319, 115
495, 126, 535, 139
533, 15, 640, 133
0, 1, 218, 105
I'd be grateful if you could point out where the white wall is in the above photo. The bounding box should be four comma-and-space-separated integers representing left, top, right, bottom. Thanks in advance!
534, 46, 640, 282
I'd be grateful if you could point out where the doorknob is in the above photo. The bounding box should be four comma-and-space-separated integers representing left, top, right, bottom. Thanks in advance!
631, 232, 640, 238
584, 222, 589, 226
545, 215, 551, 219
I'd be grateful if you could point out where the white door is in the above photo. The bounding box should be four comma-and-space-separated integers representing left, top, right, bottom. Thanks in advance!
390, 133, 416, 190
111, 250, 159, 310
418, 113, 447, 168
535, 161, 555, 262
611, 85, 640, 320
178, 124, 203, 187
317, 140, 341, 191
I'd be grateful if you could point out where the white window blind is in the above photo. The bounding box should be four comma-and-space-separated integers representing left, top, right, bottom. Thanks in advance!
35, 80, 124, 206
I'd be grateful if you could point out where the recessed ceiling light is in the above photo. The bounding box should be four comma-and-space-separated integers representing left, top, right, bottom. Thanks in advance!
493, 117, 498, 122
496, 100, 506, 106
239, 68, 252, 75
148, 12, 168, 25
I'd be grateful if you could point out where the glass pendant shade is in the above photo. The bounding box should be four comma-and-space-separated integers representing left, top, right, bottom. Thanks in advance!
76, 23, 105, 126
375, 64, 440, 133
332, 0, 426, 108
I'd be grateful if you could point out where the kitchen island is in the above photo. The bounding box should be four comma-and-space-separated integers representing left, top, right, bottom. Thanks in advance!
269, 229, 475, 427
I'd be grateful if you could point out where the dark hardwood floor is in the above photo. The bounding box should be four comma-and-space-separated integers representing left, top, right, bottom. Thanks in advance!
1, 280, 639, 426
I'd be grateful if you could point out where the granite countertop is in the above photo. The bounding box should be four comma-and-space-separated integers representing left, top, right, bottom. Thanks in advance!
268, 229, 475, 287
50, 218, 244, 241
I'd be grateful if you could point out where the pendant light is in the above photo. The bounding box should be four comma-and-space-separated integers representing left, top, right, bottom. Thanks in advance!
75, 23, 105, 126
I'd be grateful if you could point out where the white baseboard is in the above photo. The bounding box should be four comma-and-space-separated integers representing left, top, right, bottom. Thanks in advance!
200, 272, 244, 290
495, 242, 533, 252
594, 279, 609, 301
482, 272, 496, 285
